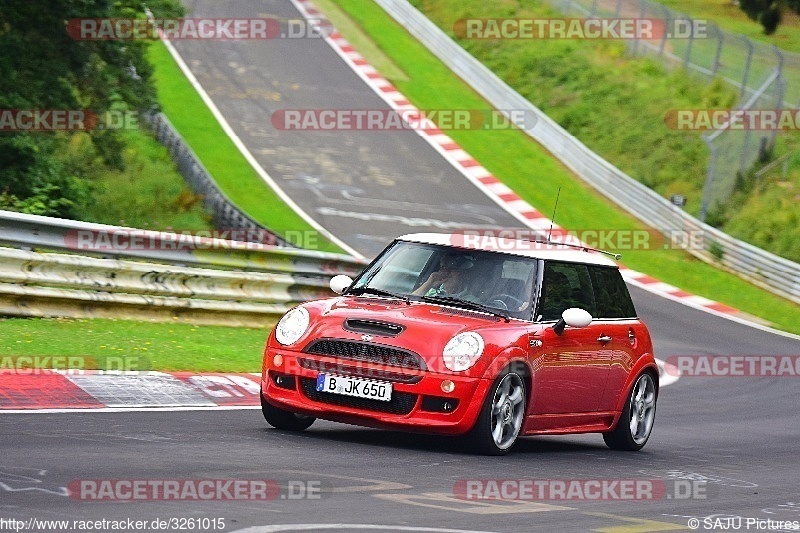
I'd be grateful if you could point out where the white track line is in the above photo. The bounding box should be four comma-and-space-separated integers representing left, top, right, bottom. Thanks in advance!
158, 36, 363, 259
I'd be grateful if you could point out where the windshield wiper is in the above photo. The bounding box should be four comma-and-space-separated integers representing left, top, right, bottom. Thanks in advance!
420, 295, 510, 322
347, 286, 410, 304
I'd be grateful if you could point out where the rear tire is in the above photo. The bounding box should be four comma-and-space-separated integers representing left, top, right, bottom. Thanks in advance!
603, 372, 657, 451
467, 370, 526, 455
261, 395, 315, 431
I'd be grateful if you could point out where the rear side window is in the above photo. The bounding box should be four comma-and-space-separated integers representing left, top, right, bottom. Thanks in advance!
588, 266, 637, 319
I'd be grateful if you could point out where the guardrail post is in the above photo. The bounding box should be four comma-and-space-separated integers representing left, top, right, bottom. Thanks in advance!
657, 5, 669, 58
740, 36, 754, 99
682, 16, 694, 67
711, 29, 723, 75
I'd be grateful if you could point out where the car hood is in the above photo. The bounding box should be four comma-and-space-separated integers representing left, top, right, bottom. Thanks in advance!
294, 296, 517, 370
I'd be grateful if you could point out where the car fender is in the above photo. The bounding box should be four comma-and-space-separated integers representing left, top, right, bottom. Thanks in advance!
476, 345, 533, 411
614, 353, 659, 413
477, 345, 529, 379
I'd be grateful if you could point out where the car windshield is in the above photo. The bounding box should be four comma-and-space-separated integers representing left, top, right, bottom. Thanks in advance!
349, 241, 537, 320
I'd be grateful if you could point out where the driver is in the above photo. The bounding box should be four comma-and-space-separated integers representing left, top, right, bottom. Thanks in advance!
412, 253, 475, 298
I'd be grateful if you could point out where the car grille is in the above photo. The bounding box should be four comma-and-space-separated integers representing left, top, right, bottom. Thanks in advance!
303, 339, 425, 370
298, 358, 422, 384
299, 378, 418, 415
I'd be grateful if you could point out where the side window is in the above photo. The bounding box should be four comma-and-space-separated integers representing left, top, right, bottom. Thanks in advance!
538, 262, 597, 321
588, 266, 637, 319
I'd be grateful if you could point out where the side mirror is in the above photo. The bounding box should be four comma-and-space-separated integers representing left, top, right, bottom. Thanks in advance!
553, 307, 592, 336
330, 275, 353, 295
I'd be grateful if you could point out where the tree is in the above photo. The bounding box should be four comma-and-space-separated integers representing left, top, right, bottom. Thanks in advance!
760, 4, 782, 35
0, 0, 183, 217
737, 0, 799, 35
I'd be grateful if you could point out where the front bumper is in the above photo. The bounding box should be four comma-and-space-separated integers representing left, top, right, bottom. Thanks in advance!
261, 347, 492, 435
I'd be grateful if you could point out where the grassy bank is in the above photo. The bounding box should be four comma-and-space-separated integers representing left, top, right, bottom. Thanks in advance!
74, 128, 213, 231
658, 0, 800, 52
0, 317, 267, 372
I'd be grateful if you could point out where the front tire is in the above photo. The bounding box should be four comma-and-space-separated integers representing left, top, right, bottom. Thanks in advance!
603, 372, 657, 451
261, 395, 316, 431
467, 370, 526, 455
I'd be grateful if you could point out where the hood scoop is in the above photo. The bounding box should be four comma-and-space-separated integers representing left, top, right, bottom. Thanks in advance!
343, 319, 405, 337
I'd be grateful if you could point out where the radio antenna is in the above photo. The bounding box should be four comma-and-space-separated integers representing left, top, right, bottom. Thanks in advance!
546, 187, 561, 243
538, 186, 622, 260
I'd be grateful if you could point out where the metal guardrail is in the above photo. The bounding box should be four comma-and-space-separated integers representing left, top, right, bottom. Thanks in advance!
0, 210, 364, 277
0, 211, 366, 325
0, 247, 329, 326
374, 0, 800, 305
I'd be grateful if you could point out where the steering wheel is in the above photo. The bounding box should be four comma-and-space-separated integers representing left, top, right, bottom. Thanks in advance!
490, 293, 525, 311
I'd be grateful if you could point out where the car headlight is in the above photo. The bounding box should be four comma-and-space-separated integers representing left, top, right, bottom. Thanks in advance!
275, 307, 310, 346
443, 332, 485, 372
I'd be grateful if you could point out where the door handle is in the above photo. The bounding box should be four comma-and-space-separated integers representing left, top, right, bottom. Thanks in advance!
597, 335, 612, 344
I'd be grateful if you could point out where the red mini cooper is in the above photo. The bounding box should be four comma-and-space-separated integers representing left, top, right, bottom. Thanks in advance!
261, 233, 658, 454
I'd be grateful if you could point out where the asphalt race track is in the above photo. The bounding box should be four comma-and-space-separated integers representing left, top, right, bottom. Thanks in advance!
3, 1, 800, 531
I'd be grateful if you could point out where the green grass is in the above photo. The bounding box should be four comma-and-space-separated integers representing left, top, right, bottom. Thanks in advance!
646, 1, 800, 110
657, 0, 800, 53
147, 41, 342, 253
324, 0, 800, 334
0, 317, 268, 372
73, 128, 214, 231
313, 0, 408, 81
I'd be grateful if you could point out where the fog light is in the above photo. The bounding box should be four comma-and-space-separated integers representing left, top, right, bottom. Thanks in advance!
273, 354, 283, 367
442, 401, 454, 412
441, 380, 455, 393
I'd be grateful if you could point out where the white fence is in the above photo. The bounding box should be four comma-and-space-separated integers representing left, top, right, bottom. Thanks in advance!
0, 211, 365, 326
375, 0, 800, 305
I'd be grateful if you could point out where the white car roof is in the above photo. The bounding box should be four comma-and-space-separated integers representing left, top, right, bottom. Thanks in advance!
397, 232, 619, 267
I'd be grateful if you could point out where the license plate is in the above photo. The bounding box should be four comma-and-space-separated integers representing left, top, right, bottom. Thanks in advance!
315, 374, 393, 402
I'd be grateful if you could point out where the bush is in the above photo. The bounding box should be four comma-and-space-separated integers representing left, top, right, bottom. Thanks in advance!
760, 5, 783, 35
